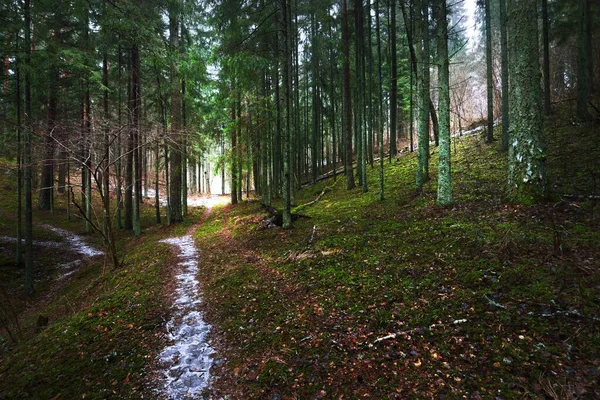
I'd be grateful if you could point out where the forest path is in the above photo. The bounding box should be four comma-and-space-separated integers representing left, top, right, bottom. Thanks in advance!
155, 196, 228, 398
0, 221, 103, 281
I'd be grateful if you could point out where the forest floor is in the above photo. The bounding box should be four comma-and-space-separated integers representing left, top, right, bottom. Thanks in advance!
194, 112, 600, 399
0, 108, 599, 399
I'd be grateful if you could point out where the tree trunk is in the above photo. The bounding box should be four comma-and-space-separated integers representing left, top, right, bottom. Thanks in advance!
416, 0, 430, 193
39, 22, 59, 211
485, 0, 494, 143
24, 0, 34, 294
116, 42, 123, 229
342, 0, 356, 190
231, 84, 238, 205
576, 0, 590, 120
102, 43, 119, 268
169, 3, 183, 222
499, 0, 509, 150
359, 0, 368, 192
182, 78, 188, 216
282, 0, 293, 228
125, 50, 133, 230
507, 0, 547, 203
15, 35, 22, 265
390, 0, 398, 159
376, 0, 384, 200
436, 0, 452, 206
399, 0, 438, 149
132, 43, 142, 235
541, 0, 551, 115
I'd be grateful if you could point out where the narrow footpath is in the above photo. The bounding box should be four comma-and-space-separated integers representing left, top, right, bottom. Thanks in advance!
156, 196, 228, 398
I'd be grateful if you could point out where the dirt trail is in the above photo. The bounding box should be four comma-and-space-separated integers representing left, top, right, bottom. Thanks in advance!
156, 196, 228, 398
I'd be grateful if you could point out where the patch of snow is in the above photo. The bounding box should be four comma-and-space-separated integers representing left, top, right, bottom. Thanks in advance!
57, 260, 84, 280
0, 236, 62, 249
146, 188, 169, 206
38, 224, 103, 258
187, 195, 229, 209
158, 235, 214, 399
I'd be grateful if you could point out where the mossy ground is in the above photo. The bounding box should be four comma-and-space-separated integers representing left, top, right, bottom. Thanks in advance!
194, 115, 599, 398
0, 165, 206, 399
0, 110, 598, 399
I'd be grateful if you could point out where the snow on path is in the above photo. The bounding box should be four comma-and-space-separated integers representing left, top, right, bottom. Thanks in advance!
158, 235, 214, 399
1, 224, 102, 280
38, 224, 103, 258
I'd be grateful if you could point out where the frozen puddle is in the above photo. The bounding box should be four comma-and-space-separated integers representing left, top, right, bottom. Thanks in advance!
158, 235, 214, 399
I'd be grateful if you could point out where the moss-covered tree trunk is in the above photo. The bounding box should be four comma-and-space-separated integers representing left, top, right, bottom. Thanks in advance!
507, 0, 547, 203
499, 0, 509, 151
416, 0, 430, 193
436, 0, 452, 206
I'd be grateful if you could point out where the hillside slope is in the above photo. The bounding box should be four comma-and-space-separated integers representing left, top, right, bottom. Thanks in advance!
0, 112, 598, 399
194, 117, 599, 398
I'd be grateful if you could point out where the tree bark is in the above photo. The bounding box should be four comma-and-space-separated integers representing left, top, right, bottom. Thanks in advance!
485, 0, 494, 143
499, 0, 509, 150
576, 0, 590, 120
39, 16, 59, 211
436, 0, 452, 206
169, 3, 183, 222
282, 0, 293, 228
132, 43, 142, 234
416, 0, 430, 193
24, 0, 34, 294
507, 0, 547, 203
390, 0, 398, 159
376, 0, 384, 200
541, 0, 551, 115
342, 0, 356, 190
